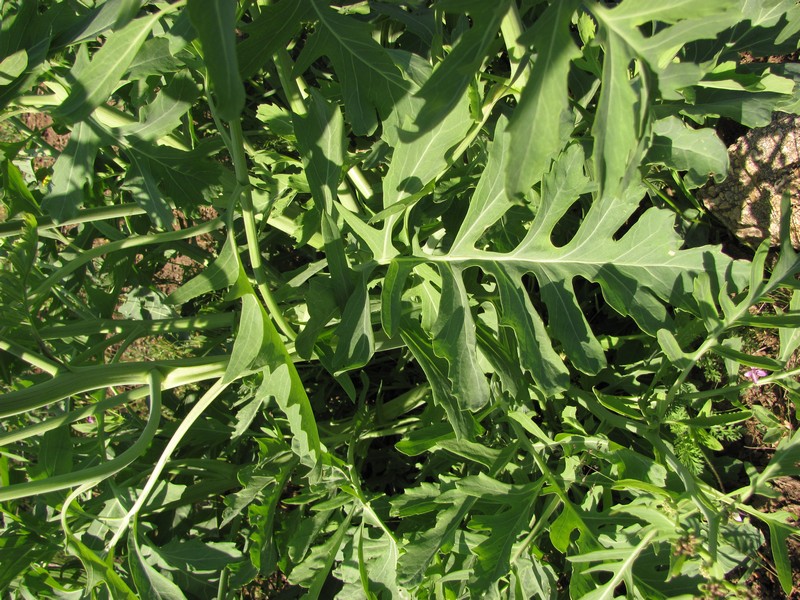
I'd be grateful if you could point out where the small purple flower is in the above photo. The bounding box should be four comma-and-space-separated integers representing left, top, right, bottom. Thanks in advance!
87, 416, 96, 424
744, 368, 768, 383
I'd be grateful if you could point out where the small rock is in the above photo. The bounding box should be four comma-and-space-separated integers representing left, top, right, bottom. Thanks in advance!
699, 112, 800, 249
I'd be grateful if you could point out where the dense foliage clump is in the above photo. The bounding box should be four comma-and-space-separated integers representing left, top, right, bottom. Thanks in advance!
0, 0, 799, 598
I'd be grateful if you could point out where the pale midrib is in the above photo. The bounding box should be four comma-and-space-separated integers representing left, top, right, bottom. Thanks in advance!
427, 252, 686, 269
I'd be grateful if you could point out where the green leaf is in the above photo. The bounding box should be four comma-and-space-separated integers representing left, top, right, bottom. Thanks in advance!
0, 48, 27, 85
247, 456, 296, 575
395, 422, 455, 456
167, 234, 239, 305
381, 81, 471, 209
41, 120, 102, 222
321, 211, 353, 310
396, 501, 470, 587
55, 0, 143, 48
748, 510, 798, 595
778, 290, 800, 364
339, 203, 395, 260
492, 264, 570, 394
65, 532, 138, 599
711, 345, 783, 370
126, 36, 184, 79
505, 0, 581, 198
646, 116, 729, 188
413, 1, 508, 134
256, 103, 295, 140
188, 0, 244, 122
380, 259, 413, 338
675, 410, 752, 428
332, 269, 375, 374
356, 527, 401, 599
295, 278, 338, 360
0, 214, 39, 335
120, 70, 198, 141
549, 503, 585, 553
150, 540, 242, 597
425, 141, 746, 378
221, 266, 323, 476
36, 427, 73, 479
571, 543, 653, 600
298, 0, 409, 136
674, 87, 790, 127
437, 439, 502, 469
400, 319, 478, 440
269, 359, 323, 478
591, 30, 649, 201
125, 140, 228, 209
238, 0, 312, 79
432, 264, 490, 411
55, 11, 161, 123
223, 452, 294, 527
122, 153, 174, 229
590, 0, 740, 69
510, 555, 558, 600
740, 312, 800, 329
469, 498, 538, 596
128, 527, 187, 600
754, 429, 800, 488
293, 89, 345, 215
1, 159, 40, 216
451, 117, 514, 254
289, 508, 354, 597
657, 329, 692, 370
223, 293, 267, 385
0, 531, 58, 593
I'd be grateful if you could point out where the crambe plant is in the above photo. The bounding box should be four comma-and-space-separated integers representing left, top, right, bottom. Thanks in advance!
1, 0, 799, 598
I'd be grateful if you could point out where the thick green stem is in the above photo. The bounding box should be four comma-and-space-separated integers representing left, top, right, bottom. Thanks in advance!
107, 376, 229, 551
39, 313, 235, 339
273, 48, 373, 210
0, 338, 61, 375
0, 371, 164, 503
228, 119, 297, 339
0, 356, 228, 419
274, 49, 308, 114
31, 217, 223, 302
0, 204, 148, 239
346, 165, 374, 204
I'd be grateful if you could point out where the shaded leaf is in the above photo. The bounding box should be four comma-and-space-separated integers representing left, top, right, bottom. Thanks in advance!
293, 89, 345, 215
414, 1, 508, 134
238, 0, 312, 79
332, 269, 375, 374
122, 153, 174, 229
298, 0, 409, 136
128, 527, 187, 600
432, 264, 490, 411
41, 121, 101, 222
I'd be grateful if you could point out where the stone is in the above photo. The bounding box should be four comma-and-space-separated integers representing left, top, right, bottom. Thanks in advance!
699, 112, 800, 249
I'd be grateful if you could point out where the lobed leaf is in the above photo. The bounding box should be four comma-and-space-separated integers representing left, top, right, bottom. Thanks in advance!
505, 0, 581, 198
298, 0, 409, 136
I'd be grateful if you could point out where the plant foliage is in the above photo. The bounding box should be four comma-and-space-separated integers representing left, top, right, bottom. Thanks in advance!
1, 0, 799, 598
